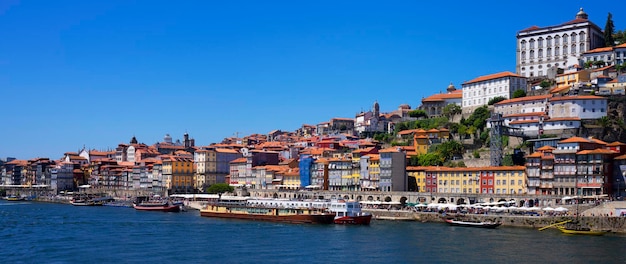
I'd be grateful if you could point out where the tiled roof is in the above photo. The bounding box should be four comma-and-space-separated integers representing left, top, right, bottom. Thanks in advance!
503, 112, 546, 118
606, 141, 626, 147
463, 71, 523, 85
576, 148, 616, 155
558, 136, 591, 144
550, 85, 571, 94
549, 95, 605, 101
537, 145, 556, 151
584, 46, 614, 54
526, 152, 542, 158
495, 94, 551, 106
422, 90, 462, 102
544, 117, 581, 122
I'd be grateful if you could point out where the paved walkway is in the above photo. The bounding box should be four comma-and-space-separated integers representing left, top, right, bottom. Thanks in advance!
582, 201, 626, 217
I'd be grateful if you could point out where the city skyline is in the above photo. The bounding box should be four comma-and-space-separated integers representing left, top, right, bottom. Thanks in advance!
1, 1, 625, 159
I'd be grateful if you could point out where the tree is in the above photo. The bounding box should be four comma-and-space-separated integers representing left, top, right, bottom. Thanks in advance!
418, 153, 443, 166
604, 12, 615, 47
488, 96, 507, 105
539, 80, 552, 89
615, 29, 626, 45
593, 60, 606, 68
512, 89, 526, 98
584, 61, 593, 69
206, 183, 234, 199
442, 104, 461, 119
408, 109, 428, 119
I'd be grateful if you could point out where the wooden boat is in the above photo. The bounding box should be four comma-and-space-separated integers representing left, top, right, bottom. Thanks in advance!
539, 219, 609, 236
133, 200, 181, 212
443, 218, 501, 229
328, 200, 372, 225
5, 195, 24, 201
200, 198, 335, 224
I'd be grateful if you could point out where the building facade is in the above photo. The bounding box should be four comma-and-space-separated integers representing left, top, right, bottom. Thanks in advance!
516, 8, 604, 77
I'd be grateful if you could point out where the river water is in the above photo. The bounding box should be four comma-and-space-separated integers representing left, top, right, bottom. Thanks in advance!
1, 200, 624, 263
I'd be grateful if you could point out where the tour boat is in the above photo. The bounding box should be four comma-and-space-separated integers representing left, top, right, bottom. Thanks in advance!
443, 218, 502, 229
5, 195, 24, 201
133, 200, 181, 212
328, 200, 373, 225
552, 220, 609, 236
199, 198, 335, 224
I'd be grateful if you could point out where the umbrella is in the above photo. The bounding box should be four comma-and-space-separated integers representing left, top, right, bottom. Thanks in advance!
542, 207, 555, 211
554, 207, 568, 212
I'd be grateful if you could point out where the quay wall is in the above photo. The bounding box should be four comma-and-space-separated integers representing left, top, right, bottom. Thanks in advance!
366, 210, 626, 233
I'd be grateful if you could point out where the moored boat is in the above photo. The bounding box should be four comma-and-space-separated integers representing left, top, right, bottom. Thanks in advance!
328, 200, 372, 225
5, 195, 25, 201
133, 200, 181, 212
555, 221, 609, 236
443, 218, 501, 229
199, 197, 335, 224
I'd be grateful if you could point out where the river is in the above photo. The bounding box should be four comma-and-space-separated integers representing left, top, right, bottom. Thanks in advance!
1, 200, 624, 263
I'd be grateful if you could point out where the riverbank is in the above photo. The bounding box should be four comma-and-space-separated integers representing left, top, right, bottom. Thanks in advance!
366, 209, 626, 234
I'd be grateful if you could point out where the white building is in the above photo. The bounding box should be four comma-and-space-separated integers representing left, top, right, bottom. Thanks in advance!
516, 8, 604, 77
493, 94, 606, 136
461, 71, 527, 114
581, 43, 626, 67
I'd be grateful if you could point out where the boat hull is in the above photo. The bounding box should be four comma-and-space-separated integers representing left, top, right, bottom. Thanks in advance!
444, 219, 501, 229
133, 204, 181, 212
557, 227, 608, 236
334, 215, 373, 225
200, 206, 334, 224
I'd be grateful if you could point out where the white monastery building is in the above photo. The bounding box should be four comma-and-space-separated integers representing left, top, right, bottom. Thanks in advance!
516, 8, 604, 78
461, 71, 527, 114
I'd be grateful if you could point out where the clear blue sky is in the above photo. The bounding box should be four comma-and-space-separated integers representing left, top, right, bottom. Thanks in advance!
1, 1, 624, 160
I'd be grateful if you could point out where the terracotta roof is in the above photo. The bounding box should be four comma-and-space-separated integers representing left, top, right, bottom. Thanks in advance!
509, 120, 538, 125
589, 138, 608, 145
495, 94, 551, 106
230, 158, 247, 163
576, 148, 616, 155
503, 112, 546, 118
616, 43, 626, 48
426, 129, 439, 133
550, 85, 571, 94
537, 145, 556, 151
615, 154, 626, 160
519, 25, 540, 32
544, 117, 581, 122
584, 46, 614, 54
558, 137, 592, 144
592, 65, 614, 72
549, 95, 605, 102
422, 90, 462, 102
422, 165, 526, 172
379, 147, 403, 153
398, 129, 420, 136
606, 141, 626, 147
463, 71, 523, 85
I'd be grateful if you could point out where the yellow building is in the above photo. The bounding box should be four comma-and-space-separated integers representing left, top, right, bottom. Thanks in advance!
406, 166, 427, 192
163, 156, 194, 193
416, 166, 527, 195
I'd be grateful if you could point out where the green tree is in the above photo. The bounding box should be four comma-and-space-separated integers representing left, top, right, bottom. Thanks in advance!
604, 12, 615, 47
615, 29, 626, 45
502, 155, 514, 166
512, 89, 526, 98
488, 96, 507, 105
408, 109, 428, 119
206, 183, 234, 198
593, 60, 606, 68
442, 104, 462, 118
539, 80, 552, 89
435, 140, 464, 161
584, 61, 593, 69
418, 153, 444, 166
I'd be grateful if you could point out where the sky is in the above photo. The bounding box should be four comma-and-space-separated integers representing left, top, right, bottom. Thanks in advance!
1, 0, 625, 160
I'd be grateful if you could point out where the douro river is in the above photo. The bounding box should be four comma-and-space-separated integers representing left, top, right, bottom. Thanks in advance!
1, 200, 624, 263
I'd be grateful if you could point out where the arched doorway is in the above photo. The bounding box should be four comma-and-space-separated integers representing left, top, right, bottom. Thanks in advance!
457, 198, 466, 205
343, 195, 349, 200
356, 195, 362, 201
384, 196, 392, 202
438, 198, 447, 203
367, 196, 374, 201
273, 193, 278, 199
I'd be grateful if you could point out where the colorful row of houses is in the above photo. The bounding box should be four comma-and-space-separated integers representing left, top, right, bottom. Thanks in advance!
3, 129, 626, 199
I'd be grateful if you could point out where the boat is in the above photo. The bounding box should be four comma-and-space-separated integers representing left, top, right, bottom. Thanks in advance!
133, 200, 181, 212
199, 198, 335, 224
539, 220, 610, 236
5, 195, 25, 201
443, 218, 502, 229
556, 221, 609, 236
327, 200, 372, 225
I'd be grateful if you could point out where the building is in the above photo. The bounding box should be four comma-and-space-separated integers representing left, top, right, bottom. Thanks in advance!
379, 147, 407, 192
581, 43, 626, 68
461, 71, 527, 114
516, 8, 604, 77
420, 83, 462, 117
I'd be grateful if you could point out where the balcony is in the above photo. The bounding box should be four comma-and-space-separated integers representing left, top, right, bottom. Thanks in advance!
539, 174, 554, 180
527, 182, 540, 187
540, 183, 554, 189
